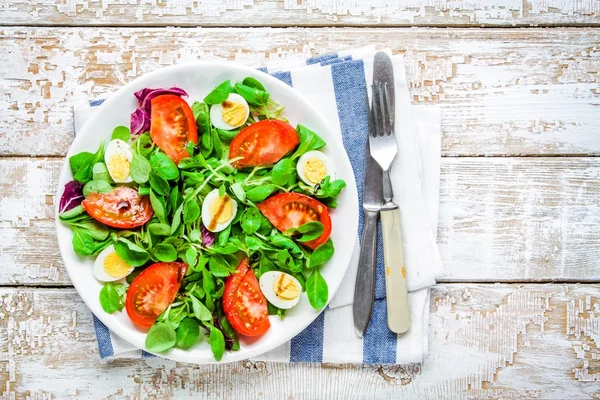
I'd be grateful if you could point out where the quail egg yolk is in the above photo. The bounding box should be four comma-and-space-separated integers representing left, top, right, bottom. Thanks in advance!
303, 158, 327, 184
209, 195, 234, 227
103, 252, 131, 278
273, 273, 301, 300
108, 153, 130, 181
221, 101, 247, 127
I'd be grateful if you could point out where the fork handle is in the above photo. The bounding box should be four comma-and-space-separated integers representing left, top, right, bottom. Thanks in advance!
381, 206, 411, 334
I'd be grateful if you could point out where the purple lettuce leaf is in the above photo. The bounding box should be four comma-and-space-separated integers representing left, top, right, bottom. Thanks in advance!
130, 108, 151, 136
134, 86, 188, 113
213, 316, 235, 351
201, 224, 216, 247
59, 180, 85, 213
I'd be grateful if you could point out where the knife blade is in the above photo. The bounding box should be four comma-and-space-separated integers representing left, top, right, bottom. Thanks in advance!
353, 86, 384, 338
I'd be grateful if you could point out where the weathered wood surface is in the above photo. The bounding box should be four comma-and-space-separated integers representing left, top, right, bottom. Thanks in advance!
2, 27, 600, 158
2, 157, 599, 286
1, 0, 599, 27
1, 284, 599, 399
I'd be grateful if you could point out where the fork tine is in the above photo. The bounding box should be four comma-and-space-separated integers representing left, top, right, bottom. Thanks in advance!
383, 83, 394, 134
372, 84, 382, 137
376, 83, 388, 136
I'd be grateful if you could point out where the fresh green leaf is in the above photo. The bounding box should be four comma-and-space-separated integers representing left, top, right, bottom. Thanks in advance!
185, 247, 198, 268
138, 186, 150, 196
245, 184, 277, 203
99, 282, 127, 314
209, 325, 226, 361
186, 141, 195, 157
189, 229, 201, 242
306, 267, 328, 309
292, 125, 326, 159
59, 204, 85, 220
150, 152, 179, 181
183, 200, 201, 225
308, 239, 334, 267
92, 162, 112, 182
130, 153, 151, 184
234, 83, 269, 106
190, 295, 212, 321
204, 81, 234, 105
283, 221, 324, 243
154, 243, 177, 262
149, 190, 167, 224
114, 238, 150, 267
210, 243, 238, 255
145, 322, 176, 352
242, 77, 266, 92
82, 180, 112, 197
202, 269, 216, 295
200, 129, 213, 159
71, 141, 106, 183
258, 254, 275, 278
148, 222, 171, 236
219, 316, 240, 351
269, 232, 303, 257
216, 127, 240, 142
245, 236, 261, 251
274, 249, 301, 272
67, 219, 109, 241
230, 183, 245, 202
218, 184, 226, 197
133, 132, 154, 158
217, 225, 230, 247
72, 227, 95, 256
149, 172, 171, 196
111, 126, 130, 142
208, 256, 230, 277
240, 207, 261, 234
175, 317, 200, 349
270, 158, 295, 185
170, 203, 183, 235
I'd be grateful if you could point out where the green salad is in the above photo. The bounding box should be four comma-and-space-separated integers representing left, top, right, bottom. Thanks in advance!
58, 77, 346, 360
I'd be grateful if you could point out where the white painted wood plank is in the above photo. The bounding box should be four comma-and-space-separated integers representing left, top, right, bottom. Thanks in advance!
1, 284, 599, 398
2, 157, 599, 285
2, 27, 599, 158
1, 0, 599, 27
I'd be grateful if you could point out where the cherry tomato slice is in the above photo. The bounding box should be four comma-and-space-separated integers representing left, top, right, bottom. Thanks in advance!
229, 120, 299, 168
257, 192, 332, 250
125, 262, 188, 329
223, 259, 271, 337
82, 186, 153, 229
150, 94, 198, 164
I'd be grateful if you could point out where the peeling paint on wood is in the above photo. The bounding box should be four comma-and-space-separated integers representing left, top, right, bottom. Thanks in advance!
1, 27, 599, 157
0, 285, 598, 399
1, 0, 599, 27
2, 157, 599, 286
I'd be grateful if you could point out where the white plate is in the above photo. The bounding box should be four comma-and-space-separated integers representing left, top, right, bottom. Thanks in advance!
56, 62, 359, 364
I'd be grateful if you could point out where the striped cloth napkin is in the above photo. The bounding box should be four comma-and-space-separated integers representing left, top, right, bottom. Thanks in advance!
74, 46, 444, 364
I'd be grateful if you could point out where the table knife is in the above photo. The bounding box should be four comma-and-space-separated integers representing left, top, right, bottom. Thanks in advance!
353, 88, 384, 338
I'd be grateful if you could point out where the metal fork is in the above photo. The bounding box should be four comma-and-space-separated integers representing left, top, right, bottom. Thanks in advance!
369, 80, 411, 334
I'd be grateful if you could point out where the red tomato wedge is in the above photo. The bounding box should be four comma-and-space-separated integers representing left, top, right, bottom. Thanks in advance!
223, 259, 271, 337
82, 186, 153, 229
150, 94, 198, 164
229, 120, 299, 168
258, 192, 331, 250
125, 262, 188, 329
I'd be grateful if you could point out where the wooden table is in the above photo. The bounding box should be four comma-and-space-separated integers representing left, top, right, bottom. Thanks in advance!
1, 1, 600, 398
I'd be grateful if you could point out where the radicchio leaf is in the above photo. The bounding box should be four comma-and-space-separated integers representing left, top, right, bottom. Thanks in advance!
213, 316, 235, 351
201, 224, 215, 247
59, 180, 85, 213
134, 87, 188, 113
130, 108, 150, 136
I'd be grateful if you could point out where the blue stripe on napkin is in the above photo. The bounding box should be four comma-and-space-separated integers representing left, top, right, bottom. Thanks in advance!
306, 53, 339, 65
92, 314, 114, 358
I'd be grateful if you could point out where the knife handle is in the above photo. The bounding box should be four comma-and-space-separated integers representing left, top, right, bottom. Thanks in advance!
381, 206, 411, 334
353, 208, 379, 337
